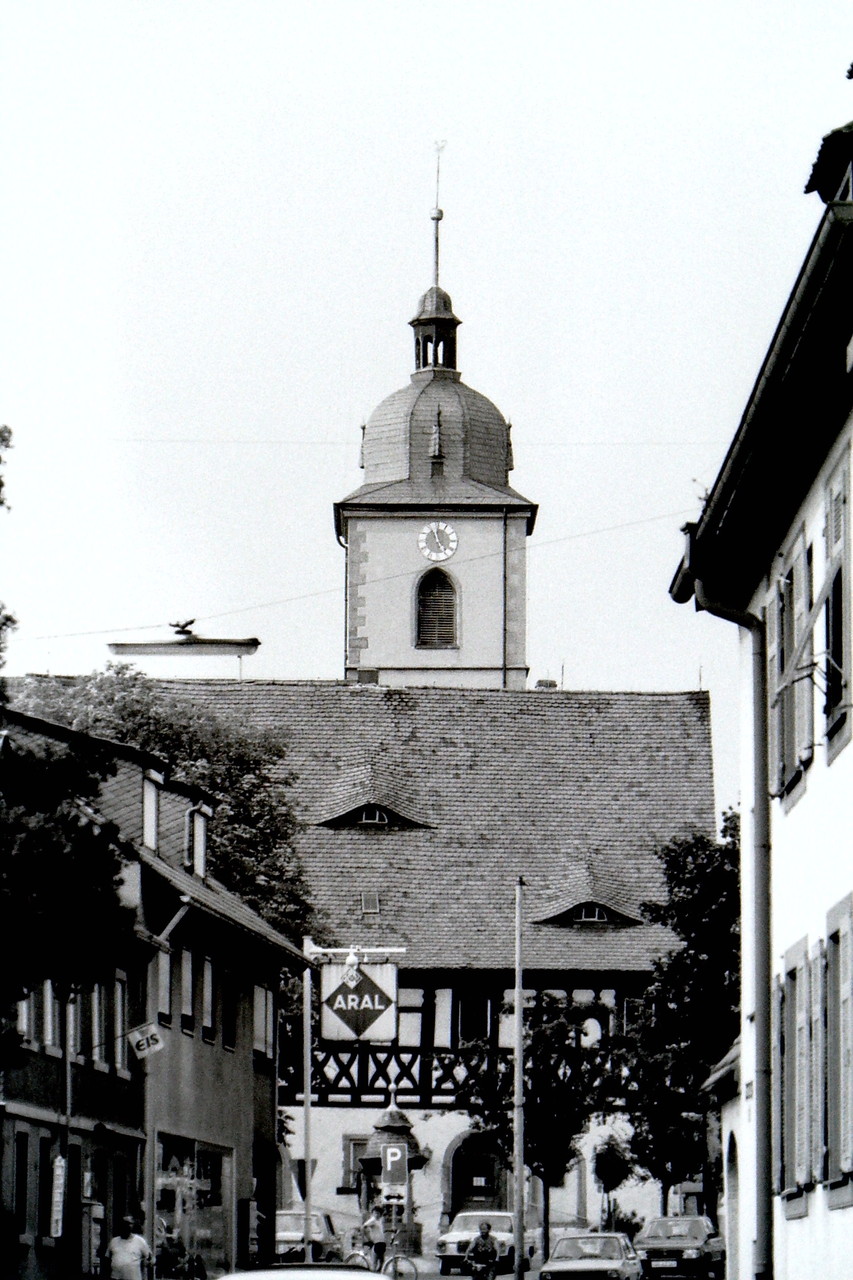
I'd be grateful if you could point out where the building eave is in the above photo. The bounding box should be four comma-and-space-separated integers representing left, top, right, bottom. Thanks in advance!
671, 202, 853, 610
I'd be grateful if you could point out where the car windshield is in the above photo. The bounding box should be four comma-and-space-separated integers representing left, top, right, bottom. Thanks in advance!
641, 1219, 705, 1240
276, 1211, 322, 1233
552, 1236, 622, 1260
450, 1214, 513, 1234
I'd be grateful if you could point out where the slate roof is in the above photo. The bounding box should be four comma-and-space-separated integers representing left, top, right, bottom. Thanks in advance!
150, 681, 714, 976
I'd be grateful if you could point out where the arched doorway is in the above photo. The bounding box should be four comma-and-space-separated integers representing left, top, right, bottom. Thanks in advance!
725, 1133, 739, 1280
449, 1131, 508, 1219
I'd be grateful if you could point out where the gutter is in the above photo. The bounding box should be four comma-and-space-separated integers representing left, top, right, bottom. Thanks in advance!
675, 530, 773, 1280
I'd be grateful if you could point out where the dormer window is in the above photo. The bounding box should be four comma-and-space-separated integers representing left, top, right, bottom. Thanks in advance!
185, 804, 212, 877
358, 806, 388, 826
143, 772, 163, 850
573, 903, 609, 923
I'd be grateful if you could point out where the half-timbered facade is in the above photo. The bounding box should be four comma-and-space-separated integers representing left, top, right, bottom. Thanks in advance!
151, 678, 715, 1251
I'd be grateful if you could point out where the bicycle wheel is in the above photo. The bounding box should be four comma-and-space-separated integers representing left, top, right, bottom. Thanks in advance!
345, 1252, 373, 1269
382, 1254, 418, 1280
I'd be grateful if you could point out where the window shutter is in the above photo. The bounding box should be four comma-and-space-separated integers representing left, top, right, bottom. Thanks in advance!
826, 466, 847, 564
795, 952, 811, 1185
417, 570, 456, 647
765, 593, 783, 796
772, 977, 784, 1194
792, 548, 814, 769
840, 915, 853, 1172
810, 940, 826, 1183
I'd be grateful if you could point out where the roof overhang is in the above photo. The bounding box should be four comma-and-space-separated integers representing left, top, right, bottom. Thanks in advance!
671, 202, 853, 611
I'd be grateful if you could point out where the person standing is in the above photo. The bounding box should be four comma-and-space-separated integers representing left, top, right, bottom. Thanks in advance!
363, 1204, 386, 1271
105, 1216, 153, 1280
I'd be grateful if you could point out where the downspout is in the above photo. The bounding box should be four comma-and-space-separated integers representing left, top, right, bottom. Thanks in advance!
502, 511, 508, 689
690, 571, 772, 1280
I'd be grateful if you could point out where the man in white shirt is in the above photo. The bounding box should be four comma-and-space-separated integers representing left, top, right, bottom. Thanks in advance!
105, 1216, 153, 1280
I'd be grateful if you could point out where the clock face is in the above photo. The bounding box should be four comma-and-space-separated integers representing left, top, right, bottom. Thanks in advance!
418, 519, 458, 562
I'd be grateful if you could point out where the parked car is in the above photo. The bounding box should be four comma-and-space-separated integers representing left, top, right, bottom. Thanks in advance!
221, 1268, 368, 1279
275, 1209, 345, 1262
540, 1233, 642, 1280
633, 1216, 724, 1279
435, 1211, 537, 1275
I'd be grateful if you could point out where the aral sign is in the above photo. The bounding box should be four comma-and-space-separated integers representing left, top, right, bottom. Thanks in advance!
320, 962, 397, 1040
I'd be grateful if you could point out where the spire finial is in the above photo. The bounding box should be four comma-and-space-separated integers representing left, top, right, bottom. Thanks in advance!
431, 140, 446, 286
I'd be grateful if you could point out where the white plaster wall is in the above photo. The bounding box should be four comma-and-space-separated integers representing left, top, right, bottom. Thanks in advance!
347, 513, 527, 676
738, 420, 853, 1279
284, 1106, 666, 1260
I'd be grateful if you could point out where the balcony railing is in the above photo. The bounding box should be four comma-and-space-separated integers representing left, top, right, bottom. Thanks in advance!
279, 1040, 500, 1108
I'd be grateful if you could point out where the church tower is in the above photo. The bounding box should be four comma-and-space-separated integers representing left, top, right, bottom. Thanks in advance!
334, 205, 537, 689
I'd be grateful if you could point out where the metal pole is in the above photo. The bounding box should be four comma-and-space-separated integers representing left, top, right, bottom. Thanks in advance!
303, 949, 313, 1262
513, 878, 525, 1280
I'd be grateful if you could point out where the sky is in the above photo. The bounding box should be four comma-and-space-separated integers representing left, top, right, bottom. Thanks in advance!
2, 1, 852, 814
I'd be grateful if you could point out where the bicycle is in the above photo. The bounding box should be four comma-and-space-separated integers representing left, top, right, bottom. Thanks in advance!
345, 1228, 418, 1279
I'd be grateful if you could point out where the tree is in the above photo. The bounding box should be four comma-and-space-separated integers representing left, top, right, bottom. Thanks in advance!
456, 992, 628, 1255
16, 664, 316, 947
592, 1134, 636, 1230
619, 811, 740, 1217
0, 729, 137, 1065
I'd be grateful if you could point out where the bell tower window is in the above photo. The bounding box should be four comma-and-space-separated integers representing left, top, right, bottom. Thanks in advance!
417, 569, 456, 648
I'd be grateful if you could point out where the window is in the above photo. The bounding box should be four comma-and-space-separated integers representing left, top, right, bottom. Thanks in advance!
361, 890, 380, 915
341, 1135, 370, 1191
181, 950, 194, 1032
222, 973, 237, 1051
37, 1138, 52, 1238
92, 985, 106, 1065
185, 805, 210, 876
358, 806, 388, 826
67, 995, 80, 1059
417, 569, 456, 648
43, 980, 60, 1049
17, 992, 35, 1044
572, 903, 609, 923
827, 897, 853, 1183
767, 532, 814, 794
781, 941, 812, 1195
253, 985, 275, 1057
143, 774, 161, 850
456, 991, 490, 1045
824, 463, 849, 740
14, 1131, 29, 1235
114, 975, 128, 1071
202, 959, 215, 1042
157, 950, 172, 1025
397, 988, 424, 1047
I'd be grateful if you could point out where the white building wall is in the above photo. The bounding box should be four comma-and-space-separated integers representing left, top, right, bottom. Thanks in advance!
737, 418, 853, 1280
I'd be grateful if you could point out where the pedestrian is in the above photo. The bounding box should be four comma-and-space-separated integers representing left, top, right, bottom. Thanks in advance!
363, 1203, 386, 1271
465, 1221, 498, 1280
105, 1216, 153, 1280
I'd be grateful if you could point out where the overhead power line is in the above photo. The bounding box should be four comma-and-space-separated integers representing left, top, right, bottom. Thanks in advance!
30, 506, 695, 643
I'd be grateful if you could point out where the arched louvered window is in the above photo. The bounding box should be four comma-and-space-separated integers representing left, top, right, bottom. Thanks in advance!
417, 569, 456, 648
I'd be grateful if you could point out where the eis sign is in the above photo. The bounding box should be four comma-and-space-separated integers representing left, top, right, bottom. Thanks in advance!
320, 962, 397, 1041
